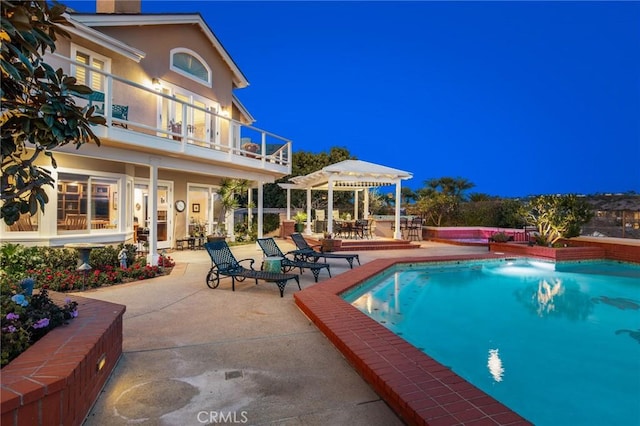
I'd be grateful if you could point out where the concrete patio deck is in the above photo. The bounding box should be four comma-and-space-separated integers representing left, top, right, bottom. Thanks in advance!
76, 239, 488, 425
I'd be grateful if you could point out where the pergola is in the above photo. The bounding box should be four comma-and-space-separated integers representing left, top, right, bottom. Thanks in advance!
279, 160, 413, 239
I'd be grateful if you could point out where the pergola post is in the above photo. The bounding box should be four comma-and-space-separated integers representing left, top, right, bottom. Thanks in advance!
248, 185, 253, 234
305, 188, 312, 235
364, 189, 370, 219
394, 179, 402, 240
354, 190, 359, 220
327, 177, 334, 235
256, 181, 263, 239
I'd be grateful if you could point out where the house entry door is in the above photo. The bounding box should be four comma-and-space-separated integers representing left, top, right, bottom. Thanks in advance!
134, 182, 172, 249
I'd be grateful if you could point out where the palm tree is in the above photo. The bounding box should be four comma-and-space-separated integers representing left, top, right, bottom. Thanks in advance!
215, 179, 249, 236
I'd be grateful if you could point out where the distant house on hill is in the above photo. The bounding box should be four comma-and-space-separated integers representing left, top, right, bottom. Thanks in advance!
583, 194, 640, 239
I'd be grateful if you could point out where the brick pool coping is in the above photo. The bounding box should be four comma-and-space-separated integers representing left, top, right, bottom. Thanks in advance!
295, 253, 532, 426
1, 293, 126, 426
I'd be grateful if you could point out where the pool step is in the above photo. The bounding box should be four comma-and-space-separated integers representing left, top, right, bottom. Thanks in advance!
301, 237, 421, 251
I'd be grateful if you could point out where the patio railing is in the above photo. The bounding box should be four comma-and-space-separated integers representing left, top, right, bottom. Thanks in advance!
50, 53, 292, 171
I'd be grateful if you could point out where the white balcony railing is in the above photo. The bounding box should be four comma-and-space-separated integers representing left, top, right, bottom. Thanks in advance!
50, 54, 292, 171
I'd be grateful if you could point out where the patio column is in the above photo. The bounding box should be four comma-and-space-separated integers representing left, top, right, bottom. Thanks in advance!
305, 188, 312, 235
364, 188, 370, 219
327, 177, 334, 235
353, 190, 359, 220
248, 185, 253, 234
286, 187, 291, 220
394, 179, 402, 240
256, 181, 263, 239
147, 160, 159, 265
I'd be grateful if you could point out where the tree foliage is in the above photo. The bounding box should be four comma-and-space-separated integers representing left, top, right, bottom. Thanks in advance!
414, 192, 458, 226
1, 0, 104, 226
412, 177, 476, 225
418, 176, 475, 201
519, 194, 594, 246
263, 146, 356, 209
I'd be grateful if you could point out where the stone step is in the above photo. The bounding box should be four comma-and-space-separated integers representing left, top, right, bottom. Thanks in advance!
302, 237, 421, 251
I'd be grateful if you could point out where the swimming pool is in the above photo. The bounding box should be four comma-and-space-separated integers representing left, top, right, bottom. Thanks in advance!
342, 259, 640, 425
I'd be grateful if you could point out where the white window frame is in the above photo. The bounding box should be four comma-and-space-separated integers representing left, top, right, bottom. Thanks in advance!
170, 47, 212, 88
70, 43, 112, 91
56, 167, 123, 233
160, 82, 220, 147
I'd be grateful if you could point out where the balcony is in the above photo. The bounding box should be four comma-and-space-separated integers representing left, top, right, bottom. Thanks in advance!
51, 54, 292, 175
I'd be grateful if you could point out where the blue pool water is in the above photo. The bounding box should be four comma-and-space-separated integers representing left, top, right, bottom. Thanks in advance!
342, 259, 640, 425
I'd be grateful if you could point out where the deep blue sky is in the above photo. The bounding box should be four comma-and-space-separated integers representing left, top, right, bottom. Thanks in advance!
67, 1, 640, 197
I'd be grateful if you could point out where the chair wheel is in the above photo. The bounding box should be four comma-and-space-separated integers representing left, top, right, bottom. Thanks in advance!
206, 270, 220, 289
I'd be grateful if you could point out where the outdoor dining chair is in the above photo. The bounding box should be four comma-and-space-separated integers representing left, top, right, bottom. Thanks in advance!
407, 217, 423, 240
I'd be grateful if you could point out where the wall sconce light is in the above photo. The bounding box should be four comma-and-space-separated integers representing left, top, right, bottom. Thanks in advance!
97, 353, 107, 372
220, 106, 230, 118
152, 78, 161, 90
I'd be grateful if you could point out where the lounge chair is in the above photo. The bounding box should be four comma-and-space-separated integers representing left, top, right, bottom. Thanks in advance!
204, 241, 300, 297
289, 233, 360, 269
256, 238, 331, 282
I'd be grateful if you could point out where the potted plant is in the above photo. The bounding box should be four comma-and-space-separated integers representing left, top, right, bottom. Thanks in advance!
293, 211, 307, 233
241, 141, 260, 158
489, 231, 513, 243
215, 179, 249, 240
320, 231, 338, 252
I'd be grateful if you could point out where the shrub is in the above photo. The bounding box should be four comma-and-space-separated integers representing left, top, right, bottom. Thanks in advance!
0, 244, 175, 292
490, 232, 512, 243
519, 194, 594, 246
1, 276, 78, 368
263, 213, 280, 234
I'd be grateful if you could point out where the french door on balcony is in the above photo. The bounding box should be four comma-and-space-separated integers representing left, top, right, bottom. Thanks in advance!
159, 86, 220, 148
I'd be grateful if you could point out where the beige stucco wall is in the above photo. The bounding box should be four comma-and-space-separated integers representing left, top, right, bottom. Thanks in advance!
96, 24, 235, 107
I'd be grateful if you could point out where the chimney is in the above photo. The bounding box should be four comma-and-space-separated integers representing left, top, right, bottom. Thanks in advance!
96, 0, 141, 14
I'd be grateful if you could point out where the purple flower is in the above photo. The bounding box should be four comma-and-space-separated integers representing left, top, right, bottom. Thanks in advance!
33, 318, 50, 329
65, 298, 71, 304
6, 312, 19, 320
71, 310, 79, 318
11, 294, 28, 307
4, 325, 17, 333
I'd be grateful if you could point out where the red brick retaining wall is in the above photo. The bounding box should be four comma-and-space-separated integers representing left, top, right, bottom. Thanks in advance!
424, 226, 531, 242
490, 239, 640, 263
489, 243, 606, 261
1, 294, 126, 426
562, 238, 640, 263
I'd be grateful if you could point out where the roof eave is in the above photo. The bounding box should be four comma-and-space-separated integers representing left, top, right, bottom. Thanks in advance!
71, 13, 249, 88
65, 14, 146, 62
232, 94, 256, 124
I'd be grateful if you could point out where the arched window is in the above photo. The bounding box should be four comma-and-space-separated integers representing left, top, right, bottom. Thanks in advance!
170, 48, 212, 86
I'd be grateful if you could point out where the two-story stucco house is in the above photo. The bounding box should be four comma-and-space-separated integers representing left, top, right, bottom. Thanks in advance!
1, 0, 292, 263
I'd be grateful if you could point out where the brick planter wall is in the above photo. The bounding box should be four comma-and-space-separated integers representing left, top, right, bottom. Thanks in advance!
489, 239, 640, 263
1, 293, 126, 426
562, 238, 640, 263
489, 243, 605, 261
279, 220, 295, 239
